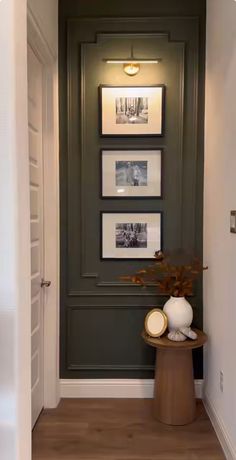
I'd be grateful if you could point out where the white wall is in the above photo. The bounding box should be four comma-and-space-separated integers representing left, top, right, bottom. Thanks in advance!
0, 0, 58, 459
0, 0, 31, 459
28, 0, 58, 57
204, 0, 236, 457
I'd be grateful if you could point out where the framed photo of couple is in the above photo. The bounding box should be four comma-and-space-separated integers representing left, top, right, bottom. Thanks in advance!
101, 149, 163, 198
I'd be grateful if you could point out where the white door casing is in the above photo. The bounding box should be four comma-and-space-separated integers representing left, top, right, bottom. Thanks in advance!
28, 45, 45, 427
27, 6, 60, 421
0, 0, 59, 455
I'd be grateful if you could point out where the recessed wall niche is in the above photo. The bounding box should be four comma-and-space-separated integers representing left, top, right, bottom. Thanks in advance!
59, 9, 206, 379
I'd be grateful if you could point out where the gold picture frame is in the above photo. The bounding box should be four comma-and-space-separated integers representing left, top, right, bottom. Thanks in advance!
144, 308, 168, 338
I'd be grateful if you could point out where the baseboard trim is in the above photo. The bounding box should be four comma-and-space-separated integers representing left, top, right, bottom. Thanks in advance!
60, 378, 203, 399
204, 394, 236, 460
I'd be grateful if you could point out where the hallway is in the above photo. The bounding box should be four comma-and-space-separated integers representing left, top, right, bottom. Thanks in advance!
1, 1, 236, 459
32, 399, 224, 460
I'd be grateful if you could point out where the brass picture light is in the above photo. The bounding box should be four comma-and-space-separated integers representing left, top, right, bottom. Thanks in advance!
104, 45, 161, 76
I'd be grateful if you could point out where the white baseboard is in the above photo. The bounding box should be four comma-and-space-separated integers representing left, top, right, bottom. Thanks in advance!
204, 394, 236, 460
60, 378, 203, 399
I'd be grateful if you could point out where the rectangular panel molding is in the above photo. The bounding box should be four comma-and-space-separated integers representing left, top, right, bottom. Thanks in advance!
65, 16, 197, 296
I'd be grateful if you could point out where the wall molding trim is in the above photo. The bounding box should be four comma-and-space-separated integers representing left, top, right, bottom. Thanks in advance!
60, 12, 205, 378
64, 15, 199, 297
27, 5, 57, 61
60, 378, 203, 399
204, 394, 236, 460
28, 6, 60, 410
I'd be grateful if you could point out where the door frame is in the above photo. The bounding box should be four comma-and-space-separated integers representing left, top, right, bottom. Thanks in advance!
27, 5, 60, 409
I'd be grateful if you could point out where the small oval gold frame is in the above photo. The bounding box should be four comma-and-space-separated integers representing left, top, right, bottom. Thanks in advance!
144, 308, 168, 338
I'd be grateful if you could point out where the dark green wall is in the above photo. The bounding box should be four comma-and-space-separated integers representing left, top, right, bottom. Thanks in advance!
59, 0, 206, 379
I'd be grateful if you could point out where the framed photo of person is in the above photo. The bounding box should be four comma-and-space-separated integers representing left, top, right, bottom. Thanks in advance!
101, 212, 162, 260
101, 149, 163, 198
99, 85, 165, 137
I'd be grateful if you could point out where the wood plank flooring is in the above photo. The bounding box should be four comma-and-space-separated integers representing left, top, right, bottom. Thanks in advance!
32, 399, 225, 460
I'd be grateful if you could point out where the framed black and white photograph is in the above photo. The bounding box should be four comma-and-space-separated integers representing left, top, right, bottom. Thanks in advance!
101, 212, 162, 260
101, 149, 163, 198
99, 85, 165, 137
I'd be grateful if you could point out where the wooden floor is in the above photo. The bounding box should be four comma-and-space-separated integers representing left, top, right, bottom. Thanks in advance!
32, 399, 225, 460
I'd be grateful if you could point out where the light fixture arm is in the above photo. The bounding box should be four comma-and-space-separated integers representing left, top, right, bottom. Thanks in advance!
103, 44, 162, 76
130, 44, 134, 60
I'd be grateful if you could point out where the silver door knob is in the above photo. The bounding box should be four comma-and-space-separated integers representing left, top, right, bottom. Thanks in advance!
41, 279, 51, 288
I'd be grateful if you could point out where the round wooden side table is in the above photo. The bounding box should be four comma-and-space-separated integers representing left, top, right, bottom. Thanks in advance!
142, 329, 207, 426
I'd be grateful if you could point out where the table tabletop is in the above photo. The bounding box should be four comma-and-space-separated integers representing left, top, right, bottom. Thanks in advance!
142, 328, 207, 350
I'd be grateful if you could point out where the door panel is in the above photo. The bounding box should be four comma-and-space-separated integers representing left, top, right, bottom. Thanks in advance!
28, 45, 44, 427
31, 297, 40, 333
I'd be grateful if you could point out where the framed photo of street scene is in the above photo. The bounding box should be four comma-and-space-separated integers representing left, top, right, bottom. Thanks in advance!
101, 149, 163, 198
101, 212, 162, 260
99, 85, 165, 137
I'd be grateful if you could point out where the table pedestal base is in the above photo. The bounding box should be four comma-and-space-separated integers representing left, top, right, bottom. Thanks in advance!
154, 348, 196, 425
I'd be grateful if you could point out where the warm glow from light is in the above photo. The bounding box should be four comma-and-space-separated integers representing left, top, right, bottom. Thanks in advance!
123, 63, 140, 76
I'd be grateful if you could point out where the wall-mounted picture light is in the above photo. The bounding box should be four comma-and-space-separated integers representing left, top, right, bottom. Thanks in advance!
103, 45, 161, 76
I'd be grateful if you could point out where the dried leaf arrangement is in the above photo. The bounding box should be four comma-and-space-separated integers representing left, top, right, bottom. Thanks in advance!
122, 250, 208, 297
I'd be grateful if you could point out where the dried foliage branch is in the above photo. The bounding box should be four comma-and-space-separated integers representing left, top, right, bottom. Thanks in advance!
121, 250, 208, 297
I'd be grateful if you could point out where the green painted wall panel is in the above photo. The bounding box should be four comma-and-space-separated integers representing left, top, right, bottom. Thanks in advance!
59, 1, 206, 379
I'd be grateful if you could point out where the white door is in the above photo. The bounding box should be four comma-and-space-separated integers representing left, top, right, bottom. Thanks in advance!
28, 45, 46, 427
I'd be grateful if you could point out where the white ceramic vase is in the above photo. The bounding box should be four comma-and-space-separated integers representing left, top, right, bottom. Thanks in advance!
163, 296, 193, 332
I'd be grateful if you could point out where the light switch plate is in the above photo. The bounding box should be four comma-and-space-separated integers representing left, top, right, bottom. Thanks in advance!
230, 211, 236, 233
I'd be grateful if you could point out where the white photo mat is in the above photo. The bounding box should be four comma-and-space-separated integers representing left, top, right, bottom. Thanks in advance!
102, 149, 162, 197
100, 86, 164, 136
102, 212, 162, 259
